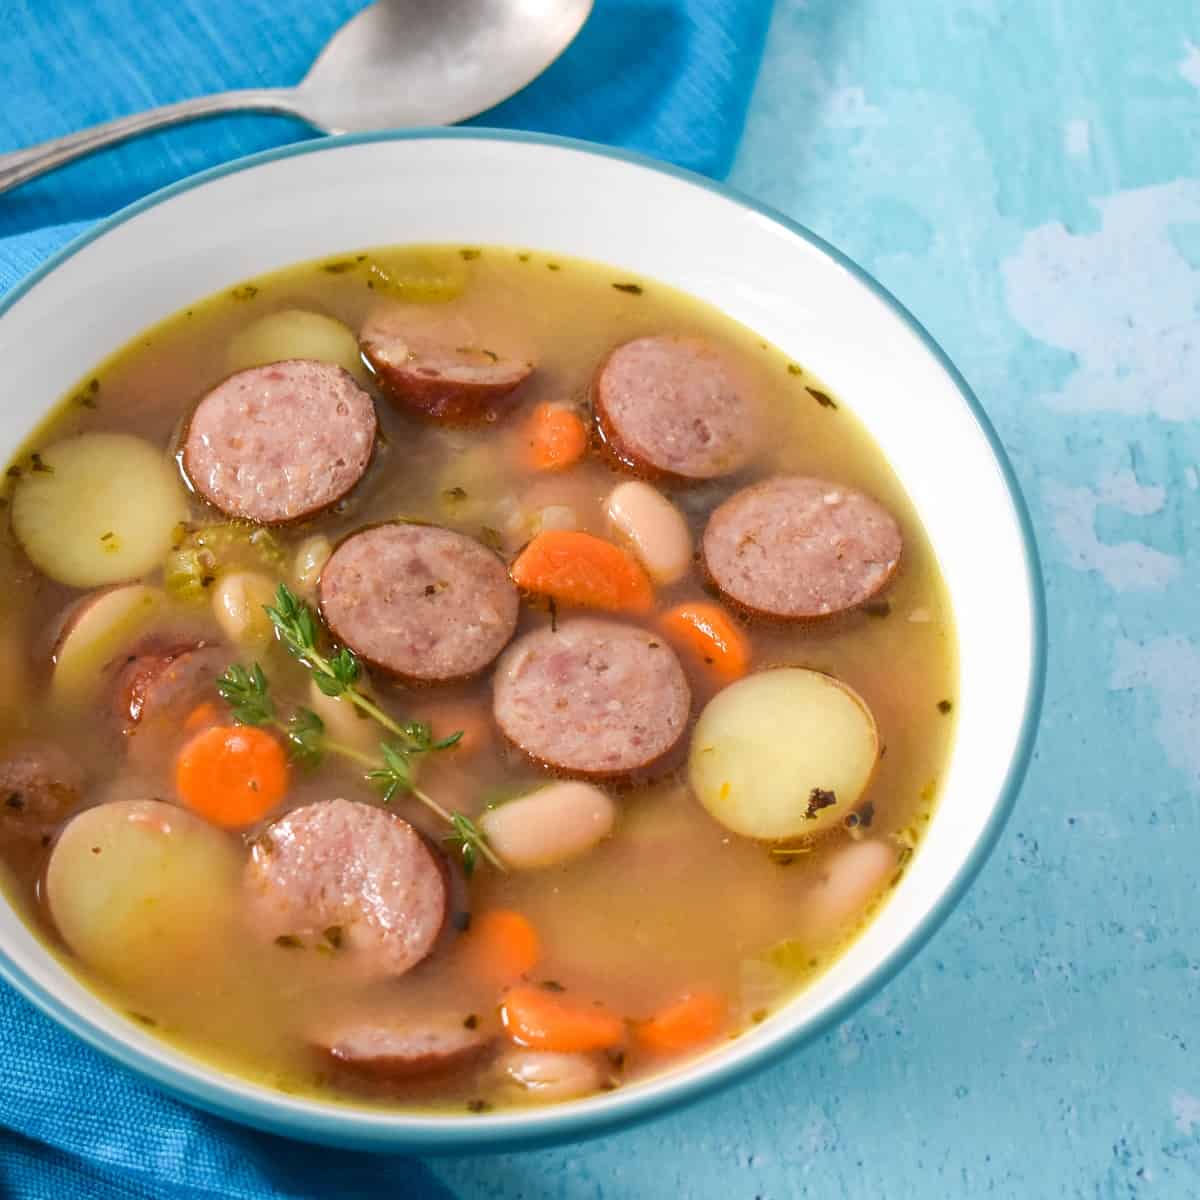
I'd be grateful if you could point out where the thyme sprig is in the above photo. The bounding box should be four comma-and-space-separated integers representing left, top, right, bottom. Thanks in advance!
216, 663, 326, 769
221, 585, 501, 874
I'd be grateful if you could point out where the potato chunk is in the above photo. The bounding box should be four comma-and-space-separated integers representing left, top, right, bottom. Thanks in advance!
226, 309, 368, 383
12, 434, 188, 588
689, 668, 878, 840
51, 584, 165, 707
46, 799, 240, 988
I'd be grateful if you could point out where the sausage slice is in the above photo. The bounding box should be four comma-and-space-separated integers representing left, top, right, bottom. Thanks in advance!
182, 360, 377, 524
114, 643, 227, 769
702, 476, 902, 619
116, 644, 225, 732
319, 524, 519, 683
244, 798, 447, 980
492, 619, 691, 779
0, 744, 84, 843
593, 336, 759, 481
313, 1017, 489, 1080
360, 309, 533, 423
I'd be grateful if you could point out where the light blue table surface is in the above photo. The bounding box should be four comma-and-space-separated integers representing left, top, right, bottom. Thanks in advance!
423, 3, 1200, 1196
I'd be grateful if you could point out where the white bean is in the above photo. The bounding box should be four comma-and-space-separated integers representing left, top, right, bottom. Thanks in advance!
536, 505, 577, 532
605, 481, 692, 584
306, 678, 379, 754
498, 1049, 604, 1102
292, 535, 332, 595
803, 839, 896, 940
518, 474, 603, 538
211, 571, 276, 646
480, 781, 615, 870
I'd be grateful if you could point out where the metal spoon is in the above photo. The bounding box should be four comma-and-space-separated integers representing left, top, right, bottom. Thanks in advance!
0, 0, 592, 195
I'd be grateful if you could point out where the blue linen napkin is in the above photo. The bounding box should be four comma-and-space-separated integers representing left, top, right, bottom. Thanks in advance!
0, 0, 772, 1195
0, 0, 772, 292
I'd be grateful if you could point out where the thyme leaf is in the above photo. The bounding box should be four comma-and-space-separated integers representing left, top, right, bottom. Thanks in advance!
253, 585, 502, 871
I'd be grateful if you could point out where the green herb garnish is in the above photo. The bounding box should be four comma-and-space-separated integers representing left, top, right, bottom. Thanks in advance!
216, 663, 327, 770
248, 584, 500, 874
612, 282, 643, 295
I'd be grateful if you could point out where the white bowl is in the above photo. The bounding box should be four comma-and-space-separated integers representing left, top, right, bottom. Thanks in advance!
0, 131, 1045, 1152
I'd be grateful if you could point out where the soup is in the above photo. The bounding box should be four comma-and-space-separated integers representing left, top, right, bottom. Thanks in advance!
0, 245, 955, 1112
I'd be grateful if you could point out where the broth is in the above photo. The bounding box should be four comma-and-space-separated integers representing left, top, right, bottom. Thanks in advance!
0, 245, 955, 1112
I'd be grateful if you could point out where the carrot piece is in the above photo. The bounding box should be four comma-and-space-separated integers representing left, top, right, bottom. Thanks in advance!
660, 603, 751, 681
634, 990, 726, 1055
510, 530, 654, 613
524, 403, 588, 471
427, 698, 493, 756
175, 724, 288, 829
184, 701, 220, 733
463, 909, 541, 985
500, 985, 625, 1053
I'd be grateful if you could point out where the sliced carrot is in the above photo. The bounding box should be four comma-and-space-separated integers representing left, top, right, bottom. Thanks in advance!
634, 990, 726, 1055
660, 603, 751, 681
510, 530, 654, 613
463, 909, 541, 985
175, 724, 288, 829
184, 701, 220, 733
524, 403, 588, 471
500, 984, 625, 1053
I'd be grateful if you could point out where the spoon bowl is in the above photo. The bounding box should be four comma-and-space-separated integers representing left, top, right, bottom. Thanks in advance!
0, 0, 593, 193
297, 0, 593, 131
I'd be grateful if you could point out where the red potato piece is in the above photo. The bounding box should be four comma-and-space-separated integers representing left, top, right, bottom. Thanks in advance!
319, 523, 519, 683
243, 798, 447, 981
0, 743, 84, 843
593, 335, 760, 481
182, 360, 377, 525
360, 308, 533, 423
492, 619, 691, 779
313, 1017, 489, 1080
702, 476, 902, 619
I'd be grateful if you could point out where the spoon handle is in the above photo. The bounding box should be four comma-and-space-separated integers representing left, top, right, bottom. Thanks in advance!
0, 89, 304, 196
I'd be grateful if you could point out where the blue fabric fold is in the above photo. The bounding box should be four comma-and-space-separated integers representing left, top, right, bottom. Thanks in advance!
0, 0, 772, 292
0, 0, 771, 1194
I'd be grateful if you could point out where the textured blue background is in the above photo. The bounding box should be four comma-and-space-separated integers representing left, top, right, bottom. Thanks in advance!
426, 4, 1200, 1196
4, 0, 1200, 1196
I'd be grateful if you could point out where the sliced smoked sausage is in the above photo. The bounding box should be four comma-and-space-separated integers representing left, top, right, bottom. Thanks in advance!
319, 523, 519, 684
360, 309, 533, 423
115, 643, 227, 769
182, 360, 377, 525
593, 335, 759, 481
313, 1017, 489, 1080
244, 798, 447, 980
115, 644, 225, 731
702, 476, 902, 619
0, 744, 84, 842
492, 618, 691, 779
